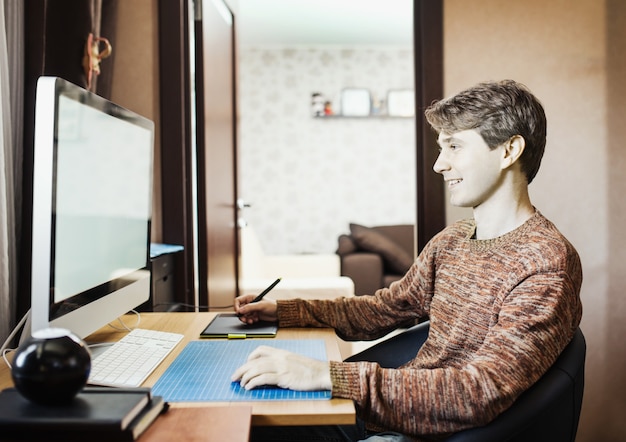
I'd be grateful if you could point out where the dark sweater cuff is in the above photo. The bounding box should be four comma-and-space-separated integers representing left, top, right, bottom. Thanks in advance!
329, 361, 362, 398
276, 299, 303, 327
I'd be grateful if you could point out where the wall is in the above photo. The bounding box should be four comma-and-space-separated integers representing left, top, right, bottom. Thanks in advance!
444, 0, 624, 439
109, 0, 162, 242
238, 46, 416, 254
605, 0, 626, 436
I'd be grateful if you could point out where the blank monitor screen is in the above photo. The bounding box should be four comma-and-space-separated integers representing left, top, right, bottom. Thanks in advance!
30, 76, 154, 339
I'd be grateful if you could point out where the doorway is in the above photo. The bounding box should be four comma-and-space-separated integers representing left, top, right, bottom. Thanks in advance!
233, 0, 417, 262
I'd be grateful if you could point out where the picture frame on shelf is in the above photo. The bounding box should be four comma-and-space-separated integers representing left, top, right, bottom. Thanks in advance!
340, 88, 371, 117
387, 89, 415, 117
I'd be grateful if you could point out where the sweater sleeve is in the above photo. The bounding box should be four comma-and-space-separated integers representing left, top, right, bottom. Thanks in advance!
276, 245, 435, 341
329, 269, 582, 438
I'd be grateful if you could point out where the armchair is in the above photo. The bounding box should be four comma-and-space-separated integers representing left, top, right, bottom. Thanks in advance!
337, 223, 415, 296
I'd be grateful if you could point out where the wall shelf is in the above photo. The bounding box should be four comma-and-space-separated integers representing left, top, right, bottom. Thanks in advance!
313, 115, 413, 120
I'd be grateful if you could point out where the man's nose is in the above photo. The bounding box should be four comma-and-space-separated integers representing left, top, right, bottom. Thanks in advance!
433, 151, 449, 174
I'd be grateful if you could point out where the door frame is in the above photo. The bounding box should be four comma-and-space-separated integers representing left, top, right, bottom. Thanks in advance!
194, 0, 240, 310
414, 0, 445, 251
158, 0, 196, 307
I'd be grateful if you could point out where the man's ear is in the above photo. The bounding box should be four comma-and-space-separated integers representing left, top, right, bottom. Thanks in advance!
501, 135, 525, 170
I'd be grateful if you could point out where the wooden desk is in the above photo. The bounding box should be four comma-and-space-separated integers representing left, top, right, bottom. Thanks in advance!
139, 406, 252, 442
0, 312, 355, 427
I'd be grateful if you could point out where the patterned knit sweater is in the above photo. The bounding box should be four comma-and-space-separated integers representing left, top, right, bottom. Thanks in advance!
276, 211, 583, 440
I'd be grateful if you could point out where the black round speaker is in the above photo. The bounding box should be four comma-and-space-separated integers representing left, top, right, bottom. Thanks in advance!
11, 328, 91, 406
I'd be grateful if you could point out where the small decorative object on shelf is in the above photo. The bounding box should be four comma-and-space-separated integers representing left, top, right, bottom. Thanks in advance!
387, 89, 415, 117
371, 95, 386, 115
311, 92, 325, 117
324, 101, 333, 116
340, 88, 371, 117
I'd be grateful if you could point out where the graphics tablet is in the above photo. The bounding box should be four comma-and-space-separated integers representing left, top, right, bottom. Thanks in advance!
200, 313, 278, 338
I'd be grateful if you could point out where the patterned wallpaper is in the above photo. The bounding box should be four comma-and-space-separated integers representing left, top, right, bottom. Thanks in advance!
238, 45, 416, 254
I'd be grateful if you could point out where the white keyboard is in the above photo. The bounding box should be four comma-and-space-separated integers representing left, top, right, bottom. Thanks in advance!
89, 328, 184, 388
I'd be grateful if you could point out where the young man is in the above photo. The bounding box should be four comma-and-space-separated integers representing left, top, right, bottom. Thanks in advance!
233, 80, 583, 441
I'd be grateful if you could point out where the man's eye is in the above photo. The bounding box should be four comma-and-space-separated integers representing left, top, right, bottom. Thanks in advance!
438, 144, 460, 153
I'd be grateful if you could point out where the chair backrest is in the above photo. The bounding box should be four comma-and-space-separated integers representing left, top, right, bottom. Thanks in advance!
446, 327, 586, 442
345, 324, 586, 442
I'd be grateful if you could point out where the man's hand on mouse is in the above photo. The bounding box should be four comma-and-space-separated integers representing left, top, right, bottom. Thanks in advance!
231, 345, 332, 391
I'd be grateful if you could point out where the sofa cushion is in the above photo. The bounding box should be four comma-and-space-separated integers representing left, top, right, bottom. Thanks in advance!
336, 234, 357, 256
349, 223, 414, 274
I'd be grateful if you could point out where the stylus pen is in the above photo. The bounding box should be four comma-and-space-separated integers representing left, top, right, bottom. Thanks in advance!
250, 277, 282, 303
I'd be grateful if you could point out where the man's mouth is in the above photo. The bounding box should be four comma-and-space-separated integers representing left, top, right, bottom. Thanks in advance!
447, 179, 462, 189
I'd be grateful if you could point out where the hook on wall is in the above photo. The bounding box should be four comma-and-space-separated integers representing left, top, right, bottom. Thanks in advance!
83, 33, 112, 90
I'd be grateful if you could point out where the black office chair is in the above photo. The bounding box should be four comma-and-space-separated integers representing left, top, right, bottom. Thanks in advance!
345, 322, 586, 442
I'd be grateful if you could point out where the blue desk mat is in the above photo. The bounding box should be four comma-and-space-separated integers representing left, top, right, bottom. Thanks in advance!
152, 339, 332, 402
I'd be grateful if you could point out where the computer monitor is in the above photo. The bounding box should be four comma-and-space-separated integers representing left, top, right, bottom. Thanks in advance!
29, 76, 154, 340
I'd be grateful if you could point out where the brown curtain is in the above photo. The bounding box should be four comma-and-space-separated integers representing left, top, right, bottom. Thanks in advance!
0, 0, 24, 345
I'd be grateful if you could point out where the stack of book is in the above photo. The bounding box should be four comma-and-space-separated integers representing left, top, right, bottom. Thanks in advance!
0, 387, 167, 441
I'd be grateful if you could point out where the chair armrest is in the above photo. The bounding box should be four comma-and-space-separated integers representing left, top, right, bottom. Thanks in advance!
344, 321, 430, 367
341, 252, 384, 296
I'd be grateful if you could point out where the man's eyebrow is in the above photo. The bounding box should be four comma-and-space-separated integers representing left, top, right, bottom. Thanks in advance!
438, 135, 462, 145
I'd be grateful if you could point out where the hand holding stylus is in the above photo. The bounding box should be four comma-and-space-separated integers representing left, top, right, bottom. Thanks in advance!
250, 277, 281, 303
235, 278, 281, 324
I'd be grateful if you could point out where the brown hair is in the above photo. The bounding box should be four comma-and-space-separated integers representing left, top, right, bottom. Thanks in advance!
424, 80, 547, 184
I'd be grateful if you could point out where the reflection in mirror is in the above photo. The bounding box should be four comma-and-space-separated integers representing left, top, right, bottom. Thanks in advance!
232, 0, 415, 263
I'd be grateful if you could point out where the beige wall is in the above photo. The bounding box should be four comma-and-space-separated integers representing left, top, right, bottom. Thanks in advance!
444, 0, 624, 439
110, 0, 162, 242
605, 0, 626, 437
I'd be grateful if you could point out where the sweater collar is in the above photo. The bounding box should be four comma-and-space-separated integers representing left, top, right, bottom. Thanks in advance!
466, 209, 541, 251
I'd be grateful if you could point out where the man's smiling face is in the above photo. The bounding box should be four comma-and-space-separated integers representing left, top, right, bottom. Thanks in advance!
433, 129, 505, 209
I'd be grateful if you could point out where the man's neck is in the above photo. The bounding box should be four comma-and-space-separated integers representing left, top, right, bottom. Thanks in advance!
472, 192, 535, 240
